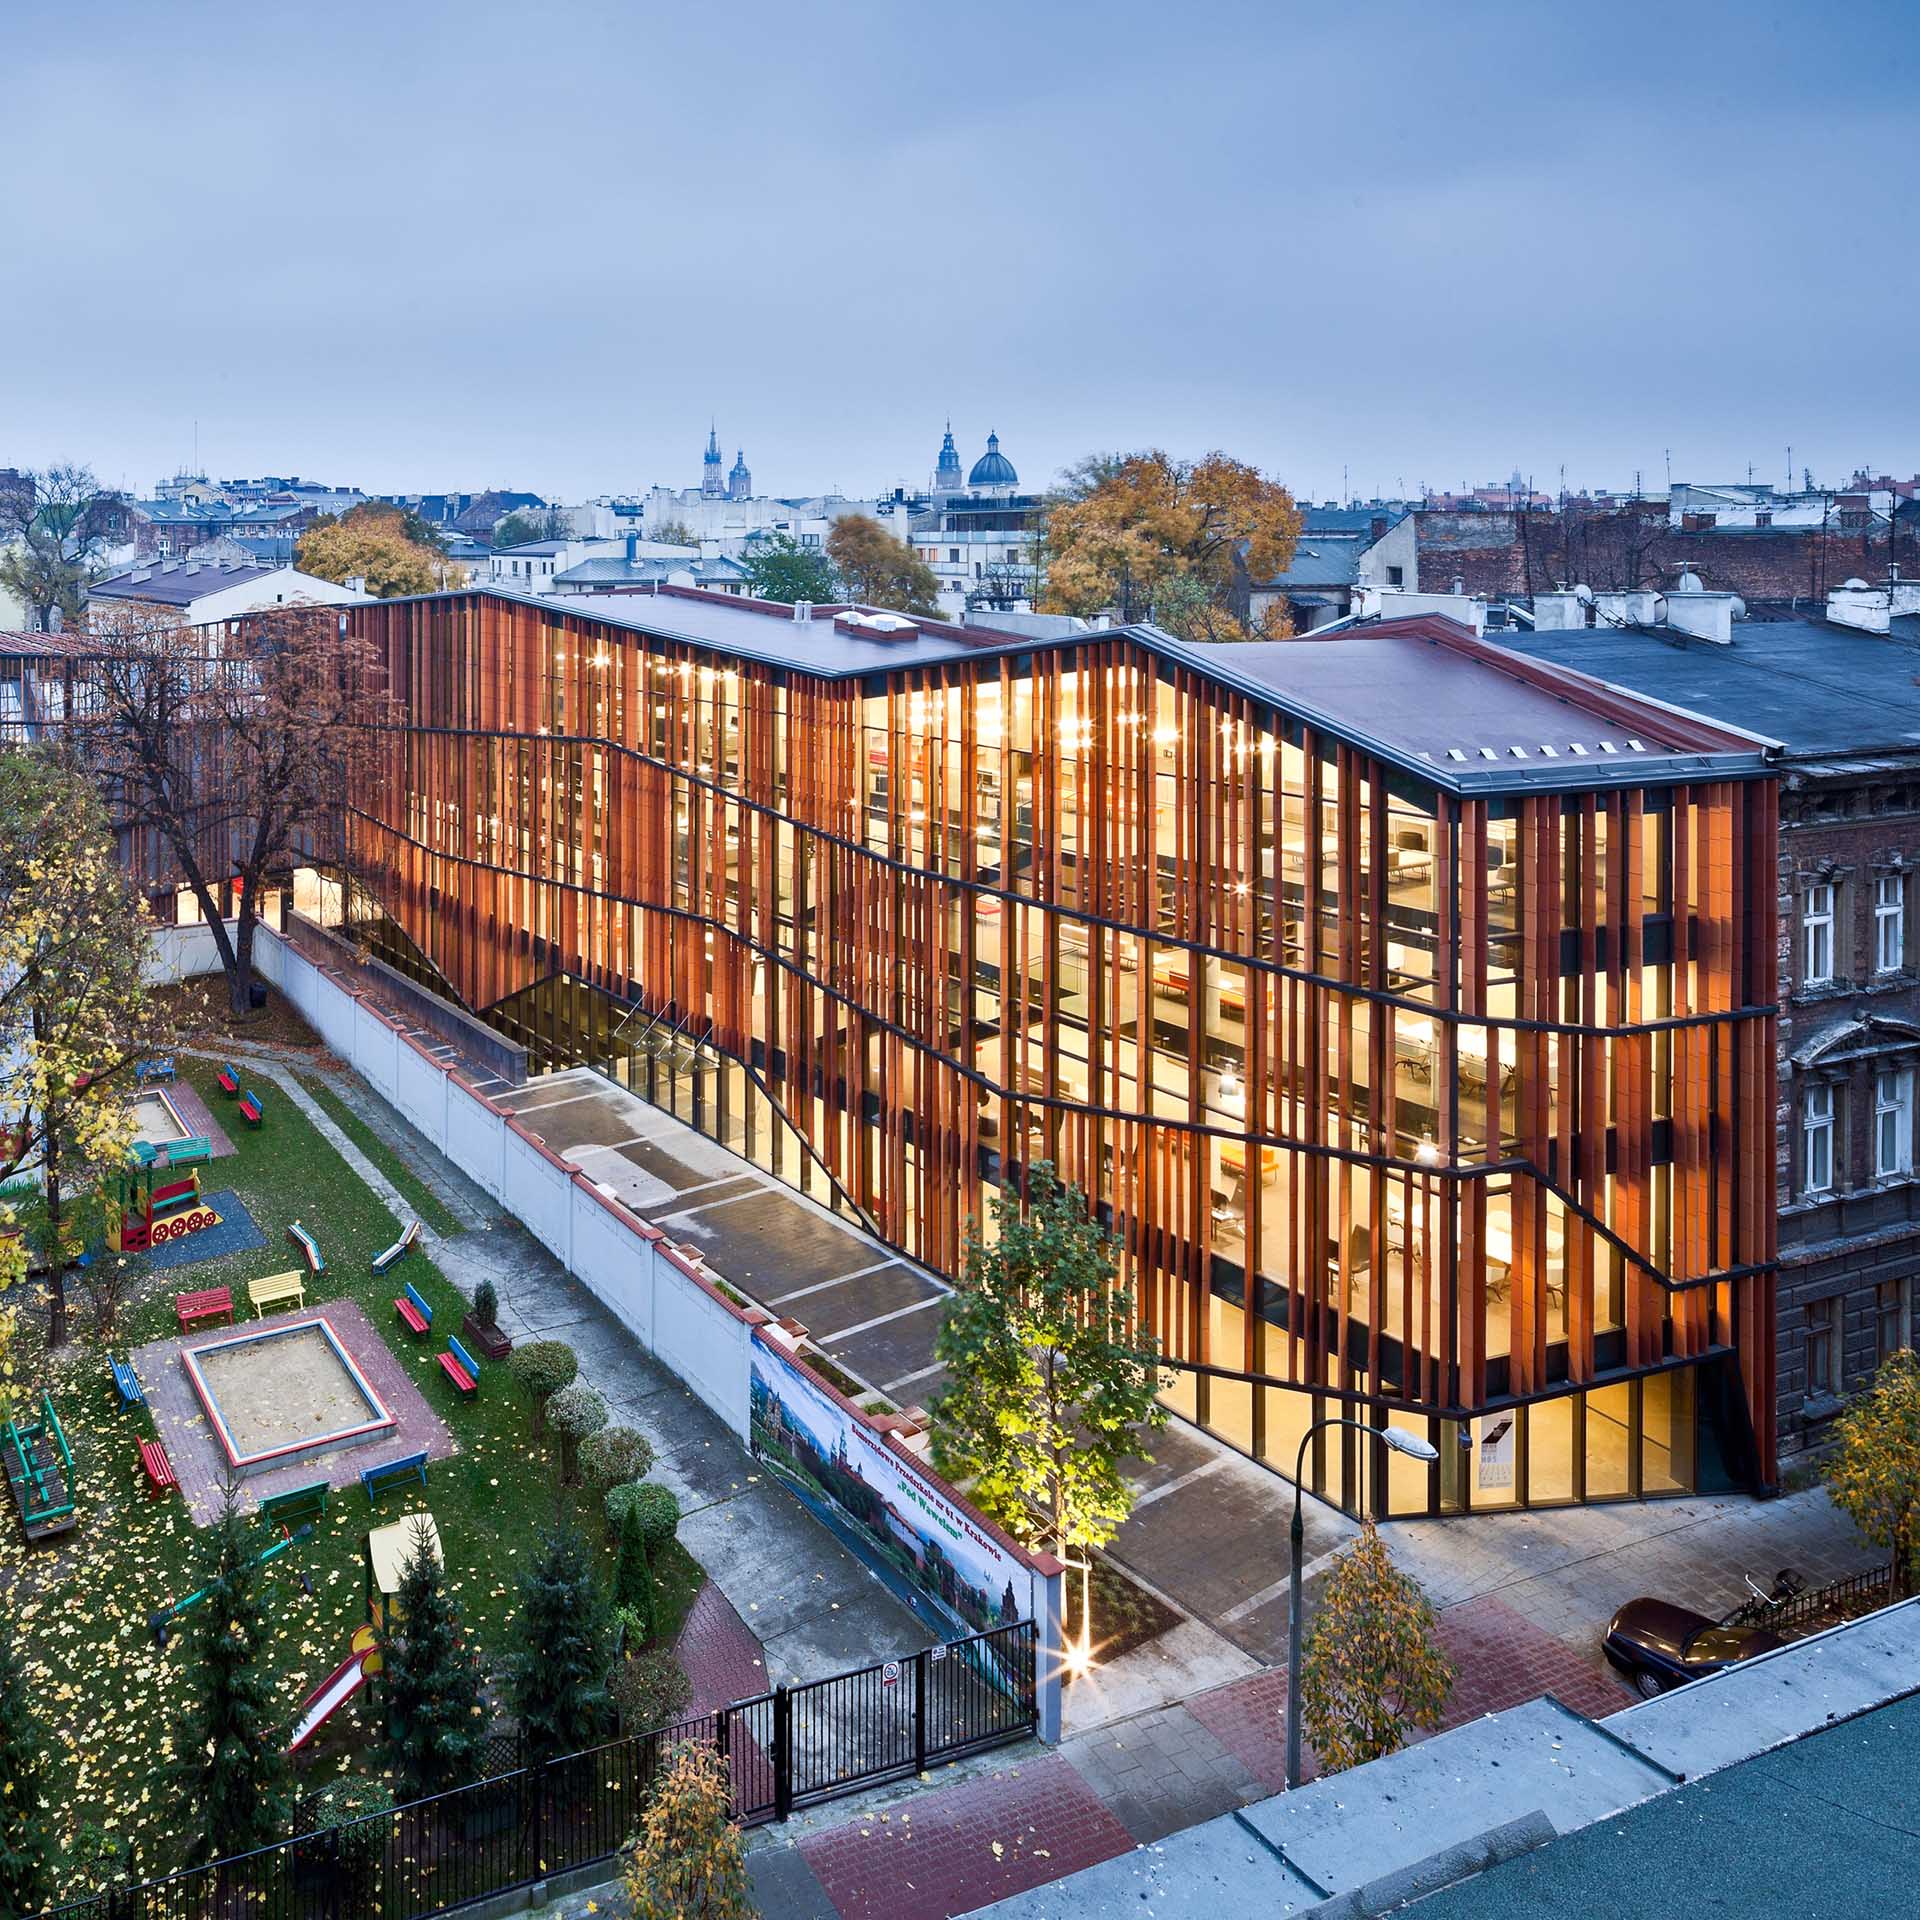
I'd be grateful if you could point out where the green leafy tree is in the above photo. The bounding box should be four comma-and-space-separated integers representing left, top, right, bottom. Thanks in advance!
507, 1338, 578, 1435
824, 513, 941, 615
170, 1497, 290, 1860
547, 1380, 609, 1486
609, 1646, 691, 1735
381, 1517, 488, 1797
742, 532, 839, 605
931, 1162, 1167, 1642
0, 463, 120, 631
1827, 1348, 1920, 1597
623, 1740, 756, 1920
509, 1527, 612, 1765
1299, 1524, 1453, 1774
0, 1619, 54, 1916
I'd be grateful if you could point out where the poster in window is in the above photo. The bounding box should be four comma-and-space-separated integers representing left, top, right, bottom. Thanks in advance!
1476, 1413, 1516, 1489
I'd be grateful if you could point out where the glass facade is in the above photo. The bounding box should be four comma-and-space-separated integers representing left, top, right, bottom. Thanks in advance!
339, 592, 1780, 1516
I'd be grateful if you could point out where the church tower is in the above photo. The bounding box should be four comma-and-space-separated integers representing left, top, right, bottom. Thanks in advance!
702, 424, 724, 499
728, 448, 751, 501
933, 420, 963, 493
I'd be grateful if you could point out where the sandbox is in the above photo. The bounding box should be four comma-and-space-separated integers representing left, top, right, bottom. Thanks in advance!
182, 1317, 396, 1474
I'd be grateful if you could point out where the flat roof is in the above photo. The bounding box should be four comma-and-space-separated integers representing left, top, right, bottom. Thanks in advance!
1499, 619, 1920, 762
371, 587, 1774, 795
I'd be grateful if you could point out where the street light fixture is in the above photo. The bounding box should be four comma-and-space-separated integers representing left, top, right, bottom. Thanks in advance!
1285, 1417, 1442, 1790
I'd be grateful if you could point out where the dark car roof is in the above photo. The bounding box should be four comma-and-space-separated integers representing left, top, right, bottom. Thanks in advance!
1611, 1596, 1710, 1658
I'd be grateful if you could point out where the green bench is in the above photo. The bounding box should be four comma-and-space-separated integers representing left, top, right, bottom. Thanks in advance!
260, 1480, 329, 1535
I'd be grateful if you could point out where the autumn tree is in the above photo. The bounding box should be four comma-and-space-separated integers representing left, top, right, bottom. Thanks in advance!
1298, 1524, 1453, 1773
623, 1740, 756, 1920
1039, 449, 1301, 641
741, 532, 839, 605
78, 599, 390, 1017
170, 1495, 290, 1861
825, 513, 941, 615
297, 501, 465, 596
932, 1162, 1167, 1647
1826, 1348, 1920, 1598
381, 1517, 489, 1797
0, 750, 153, 1345
0, 463, 122, 631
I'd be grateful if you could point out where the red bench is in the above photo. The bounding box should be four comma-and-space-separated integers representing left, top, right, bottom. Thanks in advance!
238, 1090, 264, 1128
216, 1063, 240, 1096
176, 1286, 234, 1333
394, 1281, 432, 1337
437, 1335, 480, 1398
139, 1438, 178, 1498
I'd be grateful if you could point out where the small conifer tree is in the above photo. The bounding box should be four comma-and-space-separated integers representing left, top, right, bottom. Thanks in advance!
381, 1516, 489, 1796
0, 1619, 54, 1916
509, 1526, 612, 1765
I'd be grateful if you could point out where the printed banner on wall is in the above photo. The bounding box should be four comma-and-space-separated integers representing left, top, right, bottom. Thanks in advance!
750, 1333, 1036, 1651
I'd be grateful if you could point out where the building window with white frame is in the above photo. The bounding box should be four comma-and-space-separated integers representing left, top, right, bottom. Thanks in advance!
1803, 881, 1836, 986
1875, 1068, 1913, 1178
1803, 1081, 1835, 1195
1875, 873, 1906, 974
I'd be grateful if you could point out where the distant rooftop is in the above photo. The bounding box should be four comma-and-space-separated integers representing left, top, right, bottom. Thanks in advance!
90, 559, 281, 606
1498, 619, 1920, 763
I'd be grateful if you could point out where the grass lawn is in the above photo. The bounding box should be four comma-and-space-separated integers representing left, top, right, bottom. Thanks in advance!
1, 1058, 700, 1885
293, 1071, 464, 1240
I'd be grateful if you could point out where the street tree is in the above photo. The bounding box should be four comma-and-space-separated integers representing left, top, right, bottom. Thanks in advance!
741, 532, 839, 605
0, 463, 121, 631
1298, 1524, 1453, 1773
1039, 449, 1301, 640
931, 1162, 1167, 1646
78, 599, 389, 1018
170, 1495, 290, 1861
622, 1740, 756, 1920
297, 502, 466, 595
381, 1516, 488, 1797
824, 514, 941, 615
509, 1526, 612, 1765
1826, 1348, 1920, 1597
0, 750, 154, 1346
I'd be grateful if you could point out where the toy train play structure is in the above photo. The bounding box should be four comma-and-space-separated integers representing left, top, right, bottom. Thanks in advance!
109, 1137, 220, 1254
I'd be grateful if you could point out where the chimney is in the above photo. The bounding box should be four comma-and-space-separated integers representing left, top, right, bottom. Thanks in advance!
794, 600, 813, 623
345, 574, 367, 595
625, 532, 638, 562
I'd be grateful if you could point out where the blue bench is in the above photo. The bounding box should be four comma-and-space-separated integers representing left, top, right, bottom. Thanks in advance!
394, 1279, 432, 1337
373, 1219, 421, 1277
361, 1451, 428, 1504
286, 1221, 325, 1274
438, 1335, 480, 1398
136, 1057, 176, 1085
110, 1356, 145, 1410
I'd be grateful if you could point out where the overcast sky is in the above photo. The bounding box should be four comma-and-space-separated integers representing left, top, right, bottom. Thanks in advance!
4, 1, 1913, 505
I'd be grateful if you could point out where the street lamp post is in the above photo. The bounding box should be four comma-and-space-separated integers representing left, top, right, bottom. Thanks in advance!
1285, 1418, 1439, 1790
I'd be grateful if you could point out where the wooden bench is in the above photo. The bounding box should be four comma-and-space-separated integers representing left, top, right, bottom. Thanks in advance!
372, 1219, 421, 1277
394, 1279, 433, 1337
286, 1222, 325, 1274
247, 1270, 306, 1318
109, 1356, 145, 1410
260, 1480, 329, 1534
163, 1136, 212, 1169
238, 1088, 264, 1128
438, 1335, 480, 1398
139, 1438, 178, 1498
176, 1286, 234, 1333
216, 1063, 241, 1097
361, 1451, 428, 1504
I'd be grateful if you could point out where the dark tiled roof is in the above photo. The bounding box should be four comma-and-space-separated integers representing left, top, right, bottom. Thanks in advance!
90, 562, 280, 607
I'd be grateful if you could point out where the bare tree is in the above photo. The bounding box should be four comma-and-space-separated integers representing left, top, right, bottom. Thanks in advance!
967, 556, 1032, 613
0, 464, 123, 631
76, 601, 389, 1018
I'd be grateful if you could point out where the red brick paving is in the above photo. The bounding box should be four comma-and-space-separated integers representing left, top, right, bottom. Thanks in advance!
162, 1077, 236, 1158
133, 1297, 453, 1524
675, 1577, 772, 1715
1186, 1591, 1631, 1796
798, 1754, 1133, 1920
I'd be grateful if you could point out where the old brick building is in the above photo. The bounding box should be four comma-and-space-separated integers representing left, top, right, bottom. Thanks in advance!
1502, 613, 1920, 1468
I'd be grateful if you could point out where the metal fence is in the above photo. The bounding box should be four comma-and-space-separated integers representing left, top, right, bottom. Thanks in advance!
43, 1621, 1037, 1920
1723, 1563, 1895, 1635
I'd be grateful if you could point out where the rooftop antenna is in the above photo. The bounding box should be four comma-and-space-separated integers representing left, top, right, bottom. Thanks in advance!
1664, 447, 1671, 491
1786, 445, 1793, 491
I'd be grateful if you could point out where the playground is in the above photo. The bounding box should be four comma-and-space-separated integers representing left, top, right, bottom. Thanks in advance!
0, 1056, 704, 1883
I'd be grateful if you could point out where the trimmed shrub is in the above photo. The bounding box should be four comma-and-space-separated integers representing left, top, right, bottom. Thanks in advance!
626, 1481, 682, 1558
579, 1425, 655, 1495
506, 1340, 578, 1435
301, 1778, 394, 1883
609, 1647, 691, 1736
472, 1277, 500, 1328
547, 1381, 609, 1485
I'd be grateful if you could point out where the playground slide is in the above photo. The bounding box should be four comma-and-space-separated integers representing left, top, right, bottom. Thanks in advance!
288, 1627, 381, 1754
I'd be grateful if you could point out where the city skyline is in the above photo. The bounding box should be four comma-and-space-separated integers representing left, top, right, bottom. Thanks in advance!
6, 1, 1914, 503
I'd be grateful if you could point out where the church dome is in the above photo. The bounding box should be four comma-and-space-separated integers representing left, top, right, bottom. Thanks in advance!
968, 431, 1018, 489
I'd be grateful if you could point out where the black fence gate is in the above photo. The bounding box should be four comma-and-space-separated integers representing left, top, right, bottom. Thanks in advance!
43, 1621, 1038, 1920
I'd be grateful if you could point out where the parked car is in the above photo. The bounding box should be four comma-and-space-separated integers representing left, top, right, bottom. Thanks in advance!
1603, 1570, 1802, 1698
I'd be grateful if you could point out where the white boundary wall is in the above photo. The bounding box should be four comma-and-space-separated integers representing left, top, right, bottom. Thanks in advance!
244, 923, 1064, 1735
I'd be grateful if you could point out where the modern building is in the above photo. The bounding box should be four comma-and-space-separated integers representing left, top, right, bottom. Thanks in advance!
335, 586, 1781, 1519
1497, 590, 1920, 1470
